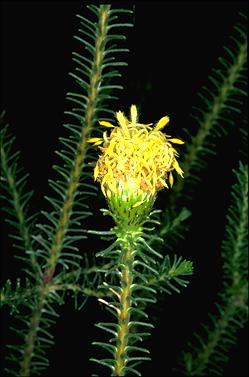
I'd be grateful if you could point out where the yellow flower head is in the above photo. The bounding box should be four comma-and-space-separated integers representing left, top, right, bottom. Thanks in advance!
88, 105, 184, 199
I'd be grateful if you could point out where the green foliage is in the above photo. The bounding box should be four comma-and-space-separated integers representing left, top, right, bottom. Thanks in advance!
179, 163, 248, 376
156, 12, 248, 376
222, 162, 248, 289
171, 13, 247, 205
0, 4, 248, 377
90, 207, 193, 376
0, 112, 37, 273
152, 255, 193, 295
159, 207, 191, 250
90, 217, 159, 375
0, 278, 35, 314
239, 116, 248, 163
1, 4, 133, 376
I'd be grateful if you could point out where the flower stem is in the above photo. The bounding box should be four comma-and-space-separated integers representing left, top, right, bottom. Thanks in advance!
20, 287, 48, 376
114, 230, 136, 376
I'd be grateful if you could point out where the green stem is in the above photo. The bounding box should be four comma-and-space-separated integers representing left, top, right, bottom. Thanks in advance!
114, 231, 136, 376
188, 289, 247, 376
173, 38, 247, 197
20, 6, 111, 375
20, 287, 48, 376
44, 4, 111, 282
185, 167, 248, 376
44, 5, 110, 281
0, 142, 36, 269
230, 170, 248, 289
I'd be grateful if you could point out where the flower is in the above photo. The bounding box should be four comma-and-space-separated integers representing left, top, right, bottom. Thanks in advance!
88, 105, 184, 200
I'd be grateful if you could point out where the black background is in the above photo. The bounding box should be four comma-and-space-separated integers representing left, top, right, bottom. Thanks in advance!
0, 1, 248, 376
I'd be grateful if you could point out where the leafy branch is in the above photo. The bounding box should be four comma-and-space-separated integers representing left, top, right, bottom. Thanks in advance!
179, 162, 248, 376
0, 113, 37, 271
172, 14, 247, 203
1, 5, 133, 376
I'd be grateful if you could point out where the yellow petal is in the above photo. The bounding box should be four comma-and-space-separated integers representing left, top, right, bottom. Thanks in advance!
132, 200, 144, 208
106, 189, 112, 199
103, 131, 109, 144
105, 141, 115, 156
169, 147, 178, 154
169, 172, 174, 187
169, 138, 184, 144
93, 140, 104, 146
99, 121, 114, 128
94, 164, 99, 181
173, 160, 184, 177
116, 111, 130, 136
87, 137, 103, 144
154, 116, 170, 132
159, 177, 169, 188
130, 104, 138, 124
